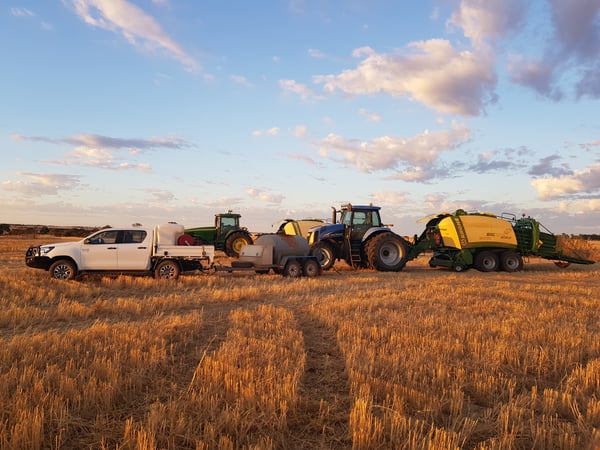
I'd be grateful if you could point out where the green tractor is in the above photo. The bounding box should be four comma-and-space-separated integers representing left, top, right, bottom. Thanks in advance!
184, 212, 253, 257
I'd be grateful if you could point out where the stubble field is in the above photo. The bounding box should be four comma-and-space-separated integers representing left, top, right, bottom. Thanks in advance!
1, 235, 599, 449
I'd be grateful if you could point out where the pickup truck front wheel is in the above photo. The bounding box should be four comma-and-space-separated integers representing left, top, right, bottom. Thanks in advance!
50, 259, 77, 280
154, 260, 180, 280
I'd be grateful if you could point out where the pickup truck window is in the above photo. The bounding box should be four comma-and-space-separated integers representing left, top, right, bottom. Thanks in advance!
120, 230, 147, 244
88, 230, 119, 245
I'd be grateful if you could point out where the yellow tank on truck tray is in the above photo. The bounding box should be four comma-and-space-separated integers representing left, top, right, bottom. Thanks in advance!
438, 214, 517, 249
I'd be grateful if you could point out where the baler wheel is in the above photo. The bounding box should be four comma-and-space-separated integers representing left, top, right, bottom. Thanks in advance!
474, 251, 499, 272
501, 251, 523, 272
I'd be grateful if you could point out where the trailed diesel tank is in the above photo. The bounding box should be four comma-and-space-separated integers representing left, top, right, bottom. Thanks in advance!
437, 211, 517, 249
255, 233, 310, 263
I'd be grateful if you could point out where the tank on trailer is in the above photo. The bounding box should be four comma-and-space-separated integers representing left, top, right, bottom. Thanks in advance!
215, 233, 319, 277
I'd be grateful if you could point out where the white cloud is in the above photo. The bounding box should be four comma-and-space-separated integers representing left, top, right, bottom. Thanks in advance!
246, 188, 285, 204
252, 127, 280, 137
12, 133, 189, 172
448, 0, 527, 47
279, 79, 316, 100
317, 122, 471, 172
359, 108, 381, 122
1, 173, 81, 196
292, 125, 307, 137
313, 40, 497, 116
531, 162, 600, 200
67, 0, 199, 71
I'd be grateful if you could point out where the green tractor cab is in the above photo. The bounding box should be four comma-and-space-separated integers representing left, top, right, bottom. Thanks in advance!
184, 212, 253, 257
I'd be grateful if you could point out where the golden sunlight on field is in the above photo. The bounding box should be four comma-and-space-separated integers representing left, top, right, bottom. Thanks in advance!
1, 235, 599, 449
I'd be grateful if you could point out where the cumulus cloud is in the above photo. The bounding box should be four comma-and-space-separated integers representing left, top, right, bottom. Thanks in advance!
279, 79, 317, 99
12, 133, 190, 171
246, 188, 285, 204
317, 122, 470, 173
66, 0, 199, 71
531, 162, 600, 200
313, 41, 497, 116
509, 0, 600, 99
448, 0, 527, 47
1, 173, 81, 196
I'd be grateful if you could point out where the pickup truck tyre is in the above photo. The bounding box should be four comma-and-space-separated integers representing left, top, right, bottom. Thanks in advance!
303, 259, 321, 277
310, 242, 335, 270
365, 233, 408, 272
154, 260, 180, 280
49, 259, 77, 280
225, 232, 253, 257
284, 260, 303, 278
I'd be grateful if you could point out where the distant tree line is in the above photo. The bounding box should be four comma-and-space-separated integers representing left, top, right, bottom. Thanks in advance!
0, 224, 99, 237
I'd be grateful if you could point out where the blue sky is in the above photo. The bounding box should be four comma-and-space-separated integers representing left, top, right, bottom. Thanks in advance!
2, 0, 599, 235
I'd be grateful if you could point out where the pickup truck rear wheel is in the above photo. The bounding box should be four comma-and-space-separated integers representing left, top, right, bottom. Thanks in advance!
49, 259, 77, 280
154, 260, 180, 280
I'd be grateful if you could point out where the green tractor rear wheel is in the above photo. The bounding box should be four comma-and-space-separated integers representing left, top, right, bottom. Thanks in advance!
225, 232, 253, 257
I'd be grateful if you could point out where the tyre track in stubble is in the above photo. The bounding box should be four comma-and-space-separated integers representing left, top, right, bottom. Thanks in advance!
197, 298, 352, 449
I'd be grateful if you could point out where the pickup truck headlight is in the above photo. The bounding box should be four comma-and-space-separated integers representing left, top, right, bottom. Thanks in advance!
40, 246, 55, 255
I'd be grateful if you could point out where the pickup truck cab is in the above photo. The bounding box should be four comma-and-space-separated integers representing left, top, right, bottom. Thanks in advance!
25, 223, 214, 280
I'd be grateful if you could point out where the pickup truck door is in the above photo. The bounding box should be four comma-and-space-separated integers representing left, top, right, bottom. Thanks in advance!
117, 230, 152, 270
80, 230, 119, 269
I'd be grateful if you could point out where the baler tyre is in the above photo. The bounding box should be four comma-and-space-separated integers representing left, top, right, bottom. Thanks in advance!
474, 251, 499, 272
366, 233, 408, 272
453, 264, 465, 272
284, 260, 302, 278
303, 259, 321, 277
311, 242, 335, 270
154, 260, 180, 280
49, 259, 77, 280
225, 232, 253, 258
501, 251, 523, 272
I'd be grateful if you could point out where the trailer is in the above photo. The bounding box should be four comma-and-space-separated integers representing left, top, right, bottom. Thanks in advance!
214, 233, 321, 277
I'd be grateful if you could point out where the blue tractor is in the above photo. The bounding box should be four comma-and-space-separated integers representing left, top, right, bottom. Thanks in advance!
307, 204, 410, 271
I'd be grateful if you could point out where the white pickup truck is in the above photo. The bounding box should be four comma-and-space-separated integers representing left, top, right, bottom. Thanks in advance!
25, 223, 214, 280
